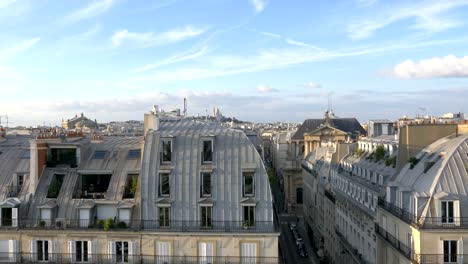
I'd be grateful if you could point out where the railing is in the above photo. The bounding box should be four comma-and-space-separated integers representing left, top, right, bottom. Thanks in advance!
0, 253, 281, 264
301, 162, 317, 178
418, 254, 467, 263
0, 219, 278, 233
378, 198, 468, 229
378, 198, 419, 227
375, 223, 418, 262
335, 227, 368, 264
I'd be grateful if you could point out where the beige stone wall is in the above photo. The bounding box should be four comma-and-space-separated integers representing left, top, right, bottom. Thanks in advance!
0, 230, 278, 258
458, 124, 468, 135
397, 124, 457, 171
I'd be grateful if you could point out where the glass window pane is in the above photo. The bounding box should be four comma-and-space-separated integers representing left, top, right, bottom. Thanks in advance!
202, 173, 211, 196
203, 141, 213, 162
160, 174, 170, 196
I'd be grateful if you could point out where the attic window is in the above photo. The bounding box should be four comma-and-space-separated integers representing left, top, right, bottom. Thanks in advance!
127, 149, 141, 159
21, 150, 30, 159
93, 151, 107, 159
424, 161, 436, 173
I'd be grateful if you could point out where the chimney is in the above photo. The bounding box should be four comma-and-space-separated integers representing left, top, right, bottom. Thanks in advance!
144, 105, 160, 136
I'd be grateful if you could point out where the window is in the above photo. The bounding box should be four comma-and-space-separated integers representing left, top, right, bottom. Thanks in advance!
443, 240, 457, 263
202, 140, 213, 163
159, 173, 170, 197
22, 150, 30, 159
243, 172, 255, 197
74, 241, 89, 262
156, 241, 171, 264
296, 188, 303, 204
35, 240, 49, 261
201, 206, 212, 228
198, 242, 215, 264
441, 201, 454, 223
127, 149, 141, 159
0, 208, 18, 227
116, 241, 129, 263
161, 140, 172, 163
243, 206, 255, 227
241, 242, 257, 264
92, 150, 107, 159
17, 174, 24, 188
159, 207, 170, 227
201, 172, 212, 197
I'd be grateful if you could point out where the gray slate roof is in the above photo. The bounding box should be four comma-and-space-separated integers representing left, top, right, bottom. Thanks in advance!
291, 118, 366, 140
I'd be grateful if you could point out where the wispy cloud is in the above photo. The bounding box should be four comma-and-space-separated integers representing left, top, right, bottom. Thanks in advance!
298, 82, 322, 89
128, 37, 468, 83
112, 25, 208, 47
392, 55, 468, 79
63, 0, 116, 24
285, 38, 310, 47
130, 46, 209, 73
259, 31, 281, 38
250, 0, 267, 13
257, 85, 278, 93
0, 37, 40, 61
348, 0, 468, 39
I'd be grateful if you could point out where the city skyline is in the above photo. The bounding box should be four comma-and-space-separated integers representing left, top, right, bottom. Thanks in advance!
1, 0, 467, 126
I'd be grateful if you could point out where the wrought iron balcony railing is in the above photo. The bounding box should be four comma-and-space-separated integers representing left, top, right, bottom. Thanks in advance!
0, 253, 280, 264
375, 223, 418, 262
0, 219, 279, 233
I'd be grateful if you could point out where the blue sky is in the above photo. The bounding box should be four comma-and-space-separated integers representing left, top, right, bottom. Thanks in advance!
0, 0, 467, 126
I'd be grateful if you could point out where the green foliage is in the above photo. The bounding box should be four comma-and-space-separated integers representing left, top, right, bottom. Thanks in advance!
409, 157, 420, 169
385, 156, 397, 167
355, 148, 365, 156
267, 168, 276, 185
123, 175, 138, 199
374, 145, 386, 161
96, 219, 105, 228
103, 218, 114, 231
47, 175, 64, 198
39, 221, 46, 227
116, 221, 128, 229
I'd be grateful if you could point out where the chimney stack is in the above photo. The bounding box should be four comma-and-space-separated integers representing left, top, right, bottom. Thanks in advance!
144, 105, 160, 136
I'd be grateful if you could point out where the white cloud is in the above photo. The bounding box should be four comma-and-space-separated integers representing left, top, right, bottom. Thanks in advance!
0, 37, 40, 61
256, 85, 278, 93
260, 31, 281, 38
285, 38, 310, 47
0, 0, 17, 9
392, 55, 468, 79
250, 0, 267, 13
130, 46, 209, 73
348, 1, 468, 39
63, 0, 116, 24
112, 25, 207, 47
299, 82, 322, 89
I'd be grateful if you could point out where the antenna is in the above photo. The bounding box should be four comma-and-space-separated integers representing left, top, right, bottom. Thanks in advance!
183, 98, 187, 117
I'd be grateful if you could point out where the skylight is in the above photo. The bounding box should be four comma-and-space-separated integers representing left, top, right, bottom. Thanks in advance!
93, 150, 107, 159
127, 149, 141, 159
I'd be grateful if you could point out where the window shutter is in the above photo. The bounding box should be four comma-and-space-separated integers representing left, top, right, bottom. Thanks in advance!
9, 240, 17, 263
454, 200, 460, 226
458, 239, 464, 264
30, 240, 36, 261
0, 209, 2, 227
129, 241, 136, 263
108, 241, 116, 263
49, 240, 55, 262
69, 241, 75, 263
438, 201, 442, 225
11, 208, 18, 227
439, 240, 444, 255
88, 240, 94, 263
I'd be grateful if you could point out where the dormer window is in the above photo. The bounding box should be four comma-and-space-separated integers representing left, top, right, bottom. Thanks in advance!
202, 140, 213, 163
161, 140, 172, 164
127, 149, 141, 159
243, 171, 255, 197
93, 150, 107, 159
201, 172, 212, 197
159, 173, 170, 197
441, 201, 454, 223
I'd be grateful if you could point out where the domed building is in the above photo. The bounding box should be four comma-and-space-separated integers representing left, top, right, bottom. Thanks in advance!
62, 113, 98, 130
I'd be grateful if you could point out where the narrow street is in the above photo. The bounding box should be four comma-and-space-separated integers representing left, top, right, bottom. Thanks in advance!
270, 170, 318, 264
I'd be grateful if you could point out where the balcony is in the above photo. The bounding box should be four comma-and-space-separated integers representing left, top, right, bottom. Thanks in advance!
375, 223, 418, 262
335, 227, 370, 264
301, 162, 318, 178
9, 253, 281, 264
378, 198, 468, 229
1, 219, 279, 233
378, 198, 419, 228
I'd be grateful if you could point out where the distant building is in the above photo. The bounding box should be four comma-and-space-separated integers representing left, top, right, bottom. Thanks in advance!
62, 113, 98, 130
368, 119, 395, 137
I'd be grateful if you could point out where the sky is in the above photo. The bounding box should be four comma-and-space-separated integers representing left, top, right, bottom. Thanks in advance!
0, 0, 467, 126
